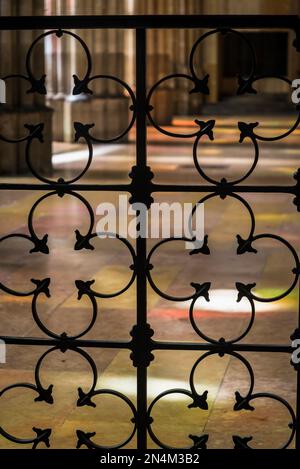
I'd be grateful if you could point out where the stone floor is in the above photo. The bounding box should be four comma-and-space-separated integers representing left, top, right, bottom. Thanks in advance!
0, 115, 300, 449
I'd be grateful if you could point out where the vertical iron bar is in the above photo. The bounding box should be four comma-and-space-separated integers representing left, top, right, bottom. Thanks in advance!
296, 371, 300, 448
296, 281, 300, 448
135, 27, 148, 451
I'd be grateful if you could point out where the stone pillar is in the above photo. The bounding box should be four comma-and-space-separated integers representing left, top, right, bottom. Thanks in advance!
140, 0, 174, 125
46, 0, 74, 142
47, 0, 130, 142
172, 0, 204, 116
173, 0, 190, 116
133, 0, 204, 122
202, 0, 220, 104
0, 0, 52, 175
186, 0, 204, 116
88, 0, 130, 141
124, 0, 135, 102
61, 0, 94, 142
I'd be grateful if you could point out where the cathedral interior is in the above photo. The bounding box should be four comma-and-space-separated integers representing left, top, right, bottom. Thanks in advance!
1, 0, 300, 450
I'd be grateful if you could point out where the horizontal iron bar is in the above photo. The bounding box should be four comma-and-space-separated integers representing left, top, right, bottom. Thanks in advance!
1, 336, 292, 353
151, 184, 296, 194
153, 341, 292, 353
0, 336, 131, 348
0, 183, 296, 194
0, 183, 131, 192
0, 15, 298, 30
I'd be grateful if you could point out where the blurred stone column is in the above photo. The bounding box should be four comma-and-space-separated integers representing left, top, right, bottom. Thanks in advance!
48, 0, 130, 142
173, 0, 189, 116
0, 0, 52, 175
46, 0, 74, 141
46, 0, 86, 142
186, 0, 204, 116
87, 0, 130, 141
142, 0, 174, 125
124, 0, 135, 99
172, 0, 204, 116
61, 0, 94, 142
133, 0, 204, 123
202, 0, 220, 103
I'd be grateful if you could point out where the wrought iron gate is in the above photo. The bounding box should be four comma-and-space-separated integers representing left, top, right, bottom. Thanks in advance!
1, 14, 300, 450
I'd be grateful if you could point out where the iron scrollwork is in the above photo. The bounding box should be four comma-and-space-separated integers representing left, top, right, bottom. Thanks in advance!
145, 26, 300, 449
0, 16, 300, 450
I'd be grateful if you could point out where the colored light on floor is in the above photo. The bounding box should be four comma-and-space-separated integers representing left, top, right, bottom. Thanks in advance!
173, 289, 281, 314
97, 375, 217, 401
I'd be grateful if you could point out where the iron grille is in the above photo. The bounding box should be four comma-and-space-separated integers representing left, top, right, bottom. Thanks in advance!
0, 14, 300, 450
